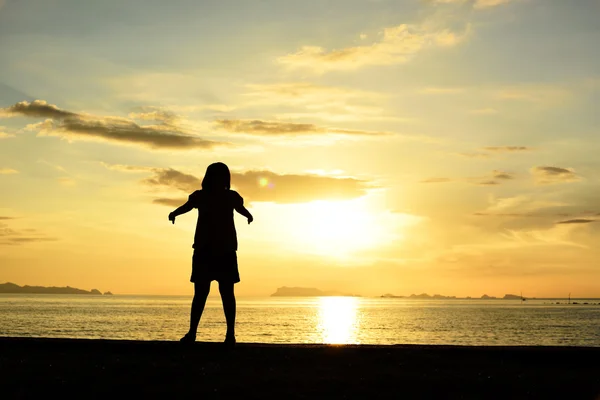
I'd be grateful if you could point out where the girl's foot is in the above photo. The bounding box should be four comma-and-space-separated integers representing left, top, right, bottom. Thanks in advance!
180, 332, 196, 343
224, 334, 236, 347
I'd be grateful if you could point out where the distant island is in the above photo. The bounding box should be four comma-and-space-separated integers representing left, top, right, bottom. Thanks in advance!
381, 293, 525, 300
271, 287, 360, 297
0, 282, 113, 295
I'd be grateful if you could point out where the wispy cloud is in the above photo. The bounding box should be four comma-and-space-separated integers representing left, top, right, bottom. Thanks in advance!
128, 108, 180, 124
430, 0, 514, 9
1, 100, 229, 151
556, 219, 595, 225
531, 166, 581, 185
277, 23, 470, 72
214, 119, 390, 137
0, 126, 15, 139
152, 198, 186, 207
1, 100, 76, 119
420, 177, 453, 183
0, 218, 57, 246
103, 164, 375, 205
484, 195, 568, 214
420, 170, 515, 185
482, 146, 533, 152
473, 0, 513, 9
57, 177, 77, 187
0, 168, 18, 174
495, 85, 572, 106
491, 170, 515, 180
498, 224, 589, 249
242, 83, 402, 122
455, 152, 492, 159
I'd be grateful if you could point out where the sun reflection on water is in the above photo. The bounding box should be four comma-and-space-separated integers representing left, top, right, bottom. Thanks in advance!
317, 297, 360, 344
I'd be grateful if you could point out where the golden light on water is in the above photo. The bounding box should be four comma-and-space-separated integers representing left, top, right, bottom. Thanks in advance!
317, 297, 360, 344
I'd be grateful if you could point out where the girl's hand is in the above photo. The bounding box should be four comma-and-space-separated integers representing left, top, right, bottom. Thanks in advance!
247, 215, 253, 224
169, 213, 176, 224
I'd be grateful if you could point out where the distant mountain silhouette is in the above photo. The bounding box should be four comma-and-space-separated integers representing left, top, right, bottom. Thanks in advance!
380, 293, 529, 300
381, 293, 405, 298
0, 282, 110, 295
271, 287, 360, 297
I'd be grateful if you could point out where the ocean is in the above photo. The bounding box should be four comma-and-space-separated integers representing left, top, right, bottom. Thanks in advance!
1, 294, 599, 346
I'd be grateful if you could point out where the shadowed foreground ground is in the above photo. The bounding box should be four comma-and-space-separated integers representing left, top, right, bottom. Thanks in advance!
1, 338, 599, 399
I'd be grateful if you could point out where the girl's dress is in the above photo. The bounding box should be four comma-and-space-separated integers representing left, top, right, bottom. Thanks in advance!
187, 189, 243, 283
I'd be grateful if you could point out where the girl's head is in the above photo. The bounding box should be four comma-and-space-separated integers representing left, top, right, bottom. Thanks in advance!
202, 162, 231, 191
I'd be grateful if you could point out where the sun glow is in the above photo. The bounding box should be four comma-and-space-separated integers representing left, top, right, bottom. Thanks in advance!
287, 198, 402, 258
240, 195, 423, 259
318, 297, 360, 344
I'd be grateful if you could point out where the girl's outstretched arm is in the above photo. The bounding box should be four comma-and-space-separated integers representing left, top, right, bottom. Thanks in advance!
169, 201, 193, 224
235, 204, 253, 224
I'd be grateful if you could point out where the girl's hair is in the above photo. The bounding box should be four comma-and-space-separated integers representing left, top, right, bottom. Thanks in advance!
202, 162, 231, 191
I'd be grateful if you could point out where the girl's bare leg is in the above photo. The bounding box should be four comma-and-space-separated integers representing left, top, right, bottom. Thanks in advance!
187, 281, 211, 337
218, 281, 236, 342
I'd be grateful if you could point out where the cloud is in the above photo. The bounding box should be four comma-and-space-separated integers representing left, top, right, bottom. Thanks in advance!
142, 168, 201, 193
277, 23, 469, 72
556, 219, 595, 225
531, 166, 581, 185
455, 147, 533, 158
431, 0, 514, 8
482, 146, 533, 152
0, 100, 76, 119
0, 218, 57, 246
57, 177, 77, 186
495, 85, 572, 106
484, 195, 568, 215
476, 180, 500, 186
1, 100, 229, 151
6, 237, 58, 243
99, 163, 152, 173
498, 225, 588, 249
491, 170, 515, 180
0, 168, 18, 174
213, 119, 390, 137
128, 108, 179, 124
152, 198, 187, 207
0, 126, 15, 139
242, 83, 404, 123
420, 177, 452, 183
421, 170, 515, 185
474, 0, 512, 9
113, 165, 374, 205
0, 216, 15, 220
455, 152, 492, 159
474, 213, 541, 217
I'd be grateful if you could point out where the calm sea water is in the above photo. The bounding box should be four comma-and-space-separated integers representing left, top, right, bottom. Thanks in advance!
1, 294, 599, 346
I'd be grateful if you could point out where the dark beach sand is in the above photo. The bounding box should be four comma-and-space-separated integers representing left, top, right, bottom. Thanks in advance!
1, 338, 599, 399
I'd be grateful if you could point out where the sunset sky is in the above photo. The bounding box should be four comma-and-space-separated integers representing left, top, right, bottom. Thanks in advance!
1, 0, 599, 297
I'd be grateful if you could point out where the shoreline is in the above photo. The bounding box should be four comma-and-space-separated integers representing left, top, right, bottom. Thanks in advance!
2, 337, 599, 399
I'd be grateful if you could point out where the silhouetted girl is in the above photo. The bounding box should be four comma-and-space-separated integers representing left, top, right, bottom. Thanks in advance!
169, 162, 253, 345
